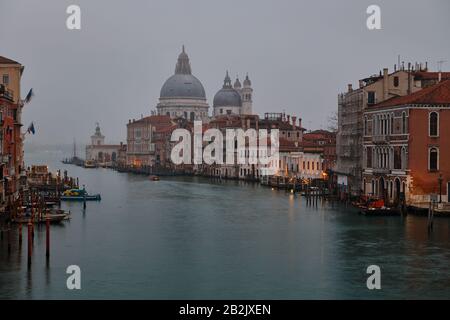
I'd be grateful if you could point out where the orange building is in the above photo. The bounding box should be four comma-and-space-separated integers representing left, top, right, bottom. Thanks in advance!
0, 85, 19, 208
362, 79, 450, 206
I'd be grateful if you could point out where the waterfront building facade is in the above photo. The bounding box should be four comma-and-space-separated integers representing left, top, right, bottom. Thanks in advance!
0, 56, 25, 210
156, 46, 209, 121
302, 129, 336, 172
85, 123, 123, 165
336, 64, 448, 196
362, 79, 450, 206
126, 115, 174, 167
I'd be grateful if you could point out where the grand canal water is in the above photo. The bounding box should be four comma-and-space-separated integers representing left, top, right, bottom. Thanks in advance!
0, 148, 449, 299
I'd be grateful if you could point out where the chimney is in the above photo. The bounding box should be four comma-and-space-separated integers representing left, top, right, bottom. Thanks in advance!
407, 62, 411, 94
383, 68, 389, 100
292, 116, 297, 129
287, 115, 290, 124
298, 117, 302, 129
438, 71, 442, 83
347, 84, 353, 92
359, 80, 364, 89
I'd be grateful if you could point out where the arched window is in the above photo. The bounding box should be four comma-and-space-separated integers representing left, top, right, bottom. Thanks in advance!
390, 113, 394, 134
429, 147, 438, 171
364, 116, 368, 135
401, 147, 407, 170
429, 112, 439, 137
402, 112, 407, 134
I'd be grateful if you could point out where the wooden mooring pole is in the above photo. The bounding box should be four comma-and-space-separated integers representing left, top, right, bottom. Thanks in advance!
18, 222, 23, 248
7, 222, 11, 255
27, 221, 32, 266
428, 200, 434, 233
46, 215, 50, 259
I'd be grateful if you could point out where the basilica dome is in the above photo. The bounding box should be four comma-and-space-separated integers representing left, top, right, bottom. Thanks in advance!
160, 74, 206, 99
159, 46, 206, 100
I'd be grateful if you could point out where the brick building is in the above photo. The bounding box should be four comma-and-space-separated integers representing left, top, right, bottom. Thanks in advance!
0, 56, 25, 211
362, 79, 450, 206
336, 64, 450, 196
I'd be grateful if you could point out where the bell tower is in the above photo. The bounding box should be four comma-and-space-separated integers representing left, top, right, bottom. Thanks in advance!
241, 73, 253, 115
91, 122, 105, 146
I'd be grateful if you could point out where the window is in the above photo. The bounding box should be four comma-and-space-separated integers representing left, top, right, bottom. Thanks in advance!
394, 147, 402, 170
364, 116, 368, 135
402, 112, 407, 134
390, 114, 394, 134
429, 112, 438, 137
2, 74, 9, 85
366, 147, 372, 168
393, 76, 399, 87
429, 148, 438, 171
367, 91, 376, 104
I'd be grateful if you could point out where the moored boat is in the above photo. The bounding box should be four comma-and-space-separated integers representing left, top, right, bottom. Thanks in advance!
84, 160, 97, 168
60, 188, 101, 201
149, 175, 160, 181
12, 209, 71, 224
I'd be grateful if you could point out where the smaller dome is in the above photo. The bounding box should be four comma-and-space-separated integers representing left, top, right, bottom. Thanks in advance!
213, 71, 242, 107
213, 88, 242, 107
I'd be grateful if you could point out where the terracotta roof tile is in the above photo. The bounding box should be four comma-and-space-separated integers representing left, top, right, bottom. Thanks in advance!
0, 56, 20, 64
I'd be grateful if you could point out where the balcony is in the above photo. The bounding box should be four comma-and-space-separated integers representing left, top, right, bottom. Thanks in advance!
372, 168, 390, 174
372, 135, 390, 144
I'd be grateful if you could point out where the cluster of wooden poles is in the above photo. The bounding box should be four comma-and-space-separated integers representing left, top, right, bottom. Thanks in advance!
6, 189, 56, 266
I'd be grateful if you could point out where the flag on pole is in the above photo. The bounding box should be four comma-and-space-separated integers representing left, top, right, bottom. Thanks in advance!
24, 88, 34, 104
27, 122, 35, 135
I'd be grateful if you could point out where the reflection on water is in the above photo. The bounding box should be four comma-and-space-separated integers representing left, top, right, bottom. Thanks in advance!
0, 149, 449, 299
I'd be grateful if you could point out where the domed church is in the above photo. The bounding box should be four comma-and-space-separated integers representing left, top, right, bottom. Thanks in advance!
156, 46, 210, 121
213, 71, 253, 117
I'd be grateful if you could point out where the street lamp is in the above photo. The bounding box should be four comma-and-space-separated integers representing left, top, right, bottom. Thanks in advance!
438, 173, 443, 203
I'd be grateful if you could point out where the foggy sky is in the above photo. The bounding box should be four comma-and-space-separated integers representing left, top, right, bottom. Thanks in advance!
1, 0, 449, 147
